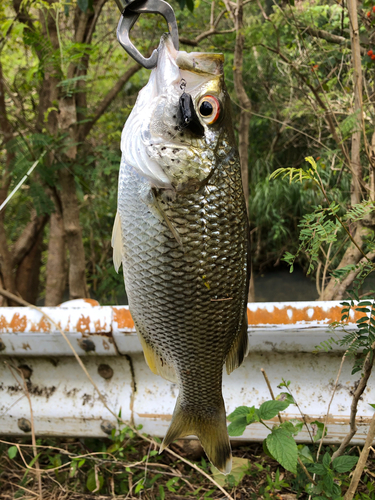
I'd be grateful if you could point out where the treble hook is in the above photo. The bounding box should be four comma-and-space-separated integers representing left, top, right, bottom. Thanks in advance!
115, 0, 179, 69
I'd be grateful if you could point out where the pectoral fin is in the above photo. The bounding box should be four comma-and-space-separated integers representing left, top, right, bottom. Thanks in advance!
111, 211, 122, 273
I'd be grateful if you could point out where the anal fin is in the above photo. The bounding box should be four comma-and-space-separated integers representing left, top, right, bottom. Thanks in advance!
225, 310, 249, 375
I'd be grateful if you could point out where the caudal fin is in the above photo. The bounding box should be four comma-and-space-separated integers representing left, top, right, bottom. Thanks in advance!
160, 397, 232, 474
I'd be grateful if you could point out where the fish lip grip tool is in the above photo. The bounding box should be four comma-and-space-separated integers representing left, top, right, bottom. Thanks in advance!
115, 0, 179, 69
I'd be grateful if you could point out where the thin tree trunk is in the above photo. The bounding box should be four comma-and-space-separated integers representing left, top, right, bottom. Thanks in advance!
321, 225, 368, 300
321, 0, 366, 300
45, 211, 66, 306
59, 168, 88, 299
0, 59, 16, 302
348, 0, 363, 207
233, 0, 251, 211
15, 221, 46, 304
232, 0, 254, 301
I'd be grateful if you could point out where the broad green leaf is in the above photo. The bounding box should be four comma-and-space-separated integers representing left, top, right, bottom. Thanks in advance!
311, 421, 327, 442
298, 445, 314, 463
211, 457, 249, 487
8, 446, 18, 459
227, 406, 252, 421
308, 463, 326, 475
276, 392, 295, 405
135, 481, 144, 493
86, 469, 104, 492
263, 438, 274, 459
259, 400, 290, 420
227, 416, 247, 437
369, 403, 375, 409
332, 455, 358, 473
246, 406, 260, 424
322, 452, 331, 469
8, 446, 18, 460
266, 428, 298, 474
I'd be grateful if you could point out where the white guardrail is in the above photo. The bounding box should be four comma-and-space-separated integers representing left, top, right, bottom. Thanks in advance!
0, 299, 373, 444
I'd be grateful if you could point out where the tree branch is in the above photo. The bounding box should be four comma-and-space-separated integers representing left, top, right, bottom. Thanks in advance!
179, 29, 235, 47
344, 411, 375, 499
81, 62, 141, 138
302, 26, 366, 55
332, 340, 375, 460
12, 213, 48, 267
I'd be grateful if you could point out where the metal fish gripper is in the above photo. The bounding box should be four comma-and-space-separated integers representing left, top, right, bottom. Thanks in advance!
114, 0, 179, 69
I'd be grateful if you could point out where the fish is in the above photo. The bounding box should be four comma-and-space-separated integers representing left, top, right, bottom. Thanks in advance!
112, 34, 250, 474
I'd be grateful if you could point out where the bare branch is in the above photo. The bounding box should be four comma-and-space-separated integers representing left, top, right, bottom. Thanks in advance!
179, 29, 235, 47
12, 213, 48, 267
302, 26, 366, 56
345, 412, 375, 499
81, 62, 141, 138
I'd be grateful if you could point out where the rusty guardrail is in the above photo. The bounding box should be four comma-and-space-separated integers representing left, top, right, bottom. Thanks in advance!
0, 300, 373, 445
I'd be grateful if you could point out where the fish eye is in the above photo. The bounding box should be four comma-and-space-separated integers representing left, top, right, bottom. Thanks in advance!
198, 95, 220, 125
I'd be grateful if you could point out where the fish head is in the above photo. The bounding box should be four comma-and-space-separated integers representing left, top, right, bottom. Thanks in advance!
121, 35, 236, 194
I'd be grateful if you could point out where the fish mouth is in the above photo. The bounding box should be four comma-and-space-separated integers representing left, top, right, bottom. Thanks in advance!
178, 93, 204, 137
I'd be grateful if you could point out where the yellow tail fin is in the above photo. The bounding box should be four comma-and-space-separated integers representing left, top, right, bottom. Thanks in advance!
160, 397, 232, 475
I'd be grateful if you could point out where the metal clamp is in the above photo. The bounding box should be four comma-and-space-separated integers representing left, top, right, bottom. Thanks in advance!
116, 0, 179, 69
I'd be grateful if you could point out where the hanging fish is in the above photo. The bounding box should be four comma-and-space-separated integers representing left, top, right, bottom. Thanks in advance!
112, 34, 250, 474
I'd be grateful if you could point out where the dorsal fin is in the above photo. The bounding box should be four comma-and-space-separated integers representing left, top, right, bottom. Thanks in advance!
111, 211, 122, 273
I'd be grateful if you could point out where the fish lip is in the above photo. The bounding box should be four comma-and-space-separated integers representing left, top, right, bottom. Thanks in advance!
178, 93, 205, 137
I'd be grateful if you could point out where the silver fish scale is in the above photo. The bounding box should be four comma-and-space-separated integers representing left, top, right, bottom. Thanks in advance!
118, 147, 249, 417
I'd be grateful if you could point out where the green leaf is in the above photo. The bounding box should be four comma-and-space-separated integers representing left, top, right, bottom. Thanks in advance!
8, 446, 18, 459
332, 455, 358, 473
308, 463, 326, 475
135, 481, 144, 493
227, 416, 247, 437
298, 445, 314, 463
311, 421, 327, 442
322, 452, 331, 469
259, 400, 290, 420
266, 428, 298, 474
77, 0, 88, 11
305, 156, 317, 171
158, 485, 165, 500
227, 406, 252, 421
276, 392, 295, 405
86, 469, 104, 492
211, 457, 249, 487
186, 0, 194, 12
369, 403, 375, 409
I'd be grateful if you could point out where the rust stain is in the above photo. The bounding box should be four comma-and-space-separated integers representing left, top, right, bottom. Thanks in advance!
10, 314, 27, 332
22, 343, 31, 350
247, 305, 363, 326
93, 320, 109, 334
84, 299, 100, 306
76, 315, 91, 333
137, 413, 173, 421
113, 307, 135, 330
102, 339, 110, 350
0, 315, 9, 331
